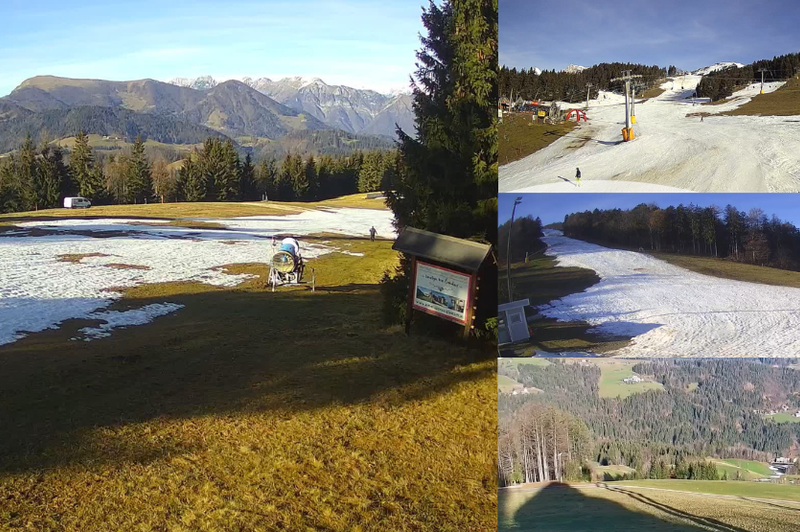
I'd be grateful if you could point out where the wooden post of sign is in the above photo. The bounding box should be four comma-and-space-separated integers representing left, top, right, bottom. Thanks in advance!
405, 256, 417, 335
463, 270, 478, 339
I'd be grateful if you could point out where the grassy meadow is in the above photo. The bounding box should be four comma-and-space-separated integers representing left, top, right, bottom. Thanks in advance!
499, 481, 800, 532
588, 360, 663, 399
722, 75, 800, 116
0, 193, 389, 228
710, 458, 771, 479
766, 412, 800, 423
0, 200, 497, 531
499, 113, 577, 165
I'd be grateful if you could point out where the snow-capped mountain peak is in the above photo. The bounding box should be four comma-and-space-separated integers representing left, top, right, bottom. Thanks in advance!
168, 75, 218, 90
564, 64, 587, 74
163, 75, 415, 138
693, 62, 745, 76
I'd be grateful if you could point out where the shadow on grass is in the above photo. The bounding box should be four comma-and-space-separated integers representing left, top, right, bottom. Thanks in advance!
607, 486, 754, 532
499, 483, 709, 532
0, 281, 494, 475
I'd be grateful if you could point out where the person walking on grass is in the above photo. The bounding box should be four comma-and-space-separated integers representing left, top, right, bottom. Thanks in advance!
575, 167, 582, 187
369, 226, 377, 241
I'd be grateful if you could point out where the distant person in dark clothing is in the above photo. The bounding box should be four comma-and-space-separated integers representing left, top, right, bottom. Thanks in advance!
576, 167, 582, 187
369, 226, 377, 241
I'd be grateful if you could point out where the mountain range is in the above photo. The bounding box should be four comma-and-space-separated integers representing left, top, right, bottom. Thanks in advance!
0, 74, 414, 155
168, 75, 415, 138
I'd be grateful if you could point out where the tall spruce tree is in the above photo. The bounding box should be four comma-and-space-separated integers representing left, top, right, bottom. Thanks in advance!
256, 157, 278, 200
69, 130, 104, 200
217, 140, 241, 201
180, 155, 207, 202
18, 135, 38, 211
382, 0, 498, 335
240, 153, 256, 201
127, 136, 152, 203
388, 0, 497, 244
304, 154, 318, 200
36, 144, 67, 209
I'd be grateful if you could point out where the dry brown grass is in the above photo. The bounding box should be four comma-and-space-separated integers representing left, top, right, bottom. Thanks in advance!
500, 482, 800, 531
0, 194, 389, 227
499, 113, 577, 165
721, 76, 800, 116
56, 253, 111, 263
0, 238, 496, 531
103, 263, 151, 271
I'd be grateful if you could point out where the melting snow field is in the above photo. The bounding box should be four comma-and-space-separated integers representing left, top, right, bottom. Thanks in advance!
0, 207, 395, 346
500, 77, 800, 192
539, 230, 800, 358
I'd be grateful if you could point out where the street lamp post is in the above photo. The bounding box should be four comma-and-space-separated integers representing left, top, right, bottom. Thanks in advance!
506, 196, 523, 302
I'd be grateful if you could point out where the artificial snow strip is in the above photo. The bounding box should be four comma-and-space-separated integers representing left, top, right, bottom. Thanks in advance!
540, 230, 800, 358
500, 77, 797, 193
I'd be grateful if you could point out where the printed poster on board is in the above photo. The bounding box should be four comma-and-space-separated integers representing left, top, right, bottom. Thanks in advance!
413, 261, 472, 324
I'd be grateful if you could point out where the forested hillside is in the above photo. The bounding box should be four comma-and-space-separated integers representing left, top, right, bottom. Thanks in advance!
0, 106, 230, 153
0, 131, 398, 213
498, 359, 800, 486
498, 215, 543, 264
562, 203, 800, 270
498, 62, 669, 103
697, 51, 800, 101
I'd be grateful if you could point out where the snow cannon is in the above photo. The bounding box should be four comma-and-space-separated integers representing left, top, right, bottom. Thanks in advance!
268, 237, 305, 291
271, 249, 299, 273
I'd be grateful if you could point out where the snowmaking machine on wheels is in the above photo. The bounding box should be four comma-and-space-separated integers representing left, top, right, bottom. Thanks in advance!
267, 237, 311, 291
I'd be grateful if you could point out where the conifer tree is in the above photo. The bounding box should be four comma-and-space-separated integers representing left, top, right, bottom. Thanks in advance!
240, 153, 256, 201
358, 151, 384, 192
216, 140, 241, 201
36, 144, 67, 209
382, 0, 498, 333
18, 135, 38, 210
68, 131, 104, 201
127, 136, 152, 203
256, 157, 278, 200
180, 155, 207, 202
304, 154, 318, 200
282, 153, 305, 200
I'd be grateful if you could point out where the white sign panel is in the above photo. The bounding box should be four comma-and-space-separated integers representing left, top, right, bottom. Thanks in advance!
413, 261, 472, 325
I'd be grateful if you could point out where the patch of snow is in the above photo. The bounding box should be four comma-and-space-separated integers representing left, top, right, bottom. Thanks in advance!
514, 180, 693, 193
693, 62, 745, 76
74, 303, 185, 340
564, 64, 587, 74
539, 230, 800, 357
0, 208, 396, 346
500, 75, 800, 192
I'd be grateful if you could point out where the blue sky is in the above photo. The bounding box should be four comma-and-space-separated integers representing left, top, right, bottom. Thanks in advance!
500, 194, 800, 227
500, 0, 800, 72
0, 0, 426, 97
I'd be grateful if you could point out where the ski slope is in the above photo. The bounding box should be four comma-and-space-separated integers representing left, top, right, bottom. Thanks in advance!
539, 230, 800, 357
500, 76, 800, 192
0, 208, 395, 346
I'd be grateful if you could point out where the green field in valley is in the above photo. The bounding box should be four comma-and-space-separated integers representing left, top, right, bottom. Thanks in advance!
498, 374, 523, 393
767, 412, 800, 423
709, 458, 771, 479
562, 359, 663, 399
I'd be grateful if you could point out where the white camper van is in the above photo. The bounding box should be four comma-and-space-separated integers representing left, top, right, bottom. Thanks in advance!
63, 197, 91, 209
